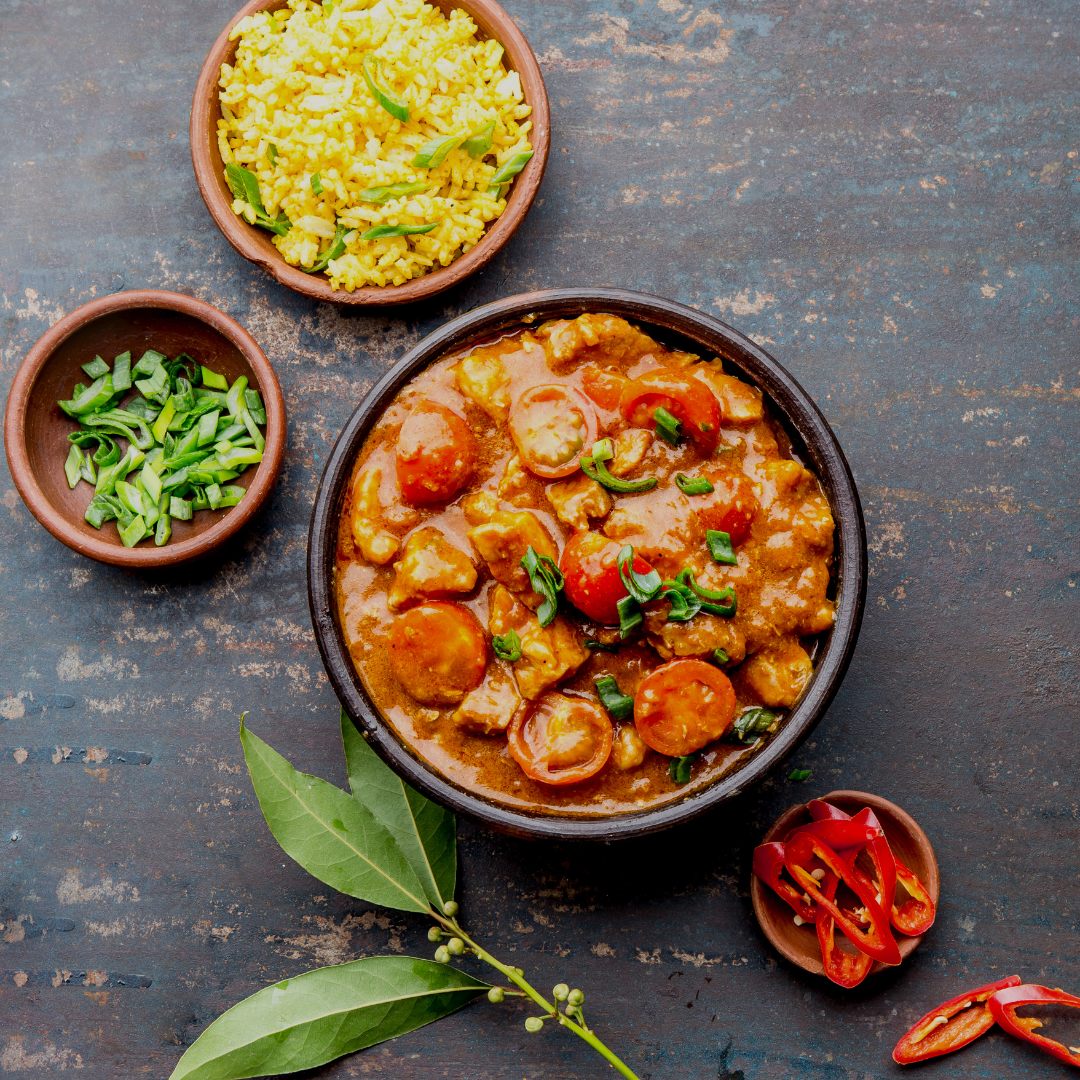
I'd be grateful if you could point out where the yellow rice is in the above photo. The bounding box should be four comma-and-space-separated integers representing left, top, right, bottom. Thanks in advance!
217, 0, 533, 291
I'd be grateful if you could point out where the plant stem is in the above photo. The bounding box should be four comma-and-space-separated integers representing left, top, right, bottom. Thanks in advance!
434, 912, 641, 1080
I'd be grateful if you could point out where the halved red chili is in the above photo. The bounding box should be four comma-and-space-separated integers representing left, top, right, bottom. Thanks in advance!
988, 983, 1080, 1068
816, 867, 873, 989
752, 842, 816, 924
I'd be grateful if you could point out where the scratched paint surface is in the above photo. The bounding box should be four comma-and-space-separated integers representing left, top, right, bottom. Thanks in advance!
1, 0, 1077, 1075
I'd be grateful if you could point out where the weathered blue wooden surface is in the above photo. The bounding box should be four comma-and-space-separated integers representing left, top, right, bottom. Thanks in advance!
1, 0, 1077, 1075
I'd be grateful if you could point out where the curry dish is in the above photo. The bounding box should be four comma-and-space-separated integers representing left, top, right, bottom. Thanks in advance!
335, 314, 837, 815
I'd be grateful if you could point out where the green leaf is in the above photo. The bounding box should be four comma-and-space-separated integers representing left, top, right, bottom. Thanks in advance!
168, 956, 488, 1080
491, 628, 521, 662
240, 720, 431, 913
340, 710, 456, 910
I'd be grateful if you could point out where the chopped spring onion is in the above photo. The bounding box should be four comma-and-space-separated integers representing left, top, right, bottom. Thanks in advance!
64, 445, 84, 489
119, 514, 147, 548
492, 629, 522, 662
311, 171, 323, 195
111, 351, 132, 392
669, 755, 695, 784
675, 473, 714, 496
789, 768, 812, 782
487, 149, 533, 189
361, 222, 439, 240
82, 356, 110, 379
706, 529, 738, 566
617, 594, 642, 640
520, 545, 564, 628
653, 406, 682, 446
732, 707, 777, 744
594, 676, 634, 721
361, 55, 409, 122
712, 648, 729, 665
617, 544, 662, 604
675, 568, 737, 617
267, 143, 279, 165
303, 222, 348, 275
463, 119, 496, 159
580, 438, 657, 493
412, 133, 463, 168
584, 639, 619, 652
357, 181, 430, 204
169, 496, 193, 521
201, 366, 228, 391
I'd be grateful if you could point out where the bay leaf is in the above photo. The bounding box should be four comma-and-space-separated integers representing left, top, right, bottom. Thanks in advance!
240, 721, 429, 914
170, 955, 489, 1080
341, 709, 456, 910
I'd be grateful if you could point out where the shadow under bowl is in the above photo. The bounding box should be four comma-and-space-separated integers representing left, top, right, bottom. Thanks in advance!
4, 290, 286, 568
190, 0, 550, 306
308, 288, 868, 840
750, 789, 940, 978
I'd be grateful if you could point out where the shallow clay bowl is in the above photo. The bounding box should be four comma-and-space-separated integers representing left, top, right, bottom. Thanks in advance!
308, 288, 868, 841
4, 290, 286, 568
190, 0, 549, 306
751, 790, 940, 978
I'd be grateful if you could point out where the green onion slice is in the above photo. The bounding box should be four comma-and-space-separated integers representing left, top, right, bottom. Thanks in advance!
706, 529, 738, 566
617, 595, 642, 640
583, 639, 619, 652
711, 648, 729, 665
492, 628, 522, 662
361, 222, 439, 240
520, 545, 564, 628
311, 171, 323, 195
412, 133, 462, 168
357, 181, 429, 204
361, 55, 409, 123
675, 473, 714, 496
463, 119, 496, 159
487, 149, 533, 189
580, 439, 657, 493
303, 222, 348, 274
616, 545, 662, 604
732, 707, 776, 744
669, 754, 695, 784
267, 143, 279, 165
594, 676, 634, 721
658, 579, 699, 622
653, 406, 682, 446
82, 356, 110, 379
789, 768, 812, 782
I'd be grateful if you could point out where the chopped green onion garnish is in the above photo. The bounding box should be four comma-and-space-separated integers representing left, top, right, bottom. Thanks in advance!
119, 514, 147, 548
361, 55, 409, 122
487, 149, 533, 189
64, 445, 83, 488
711, 648, 729, 665
617, 595, 642, 639
616, 545, 662, 604
201, 366, 229, 391
311, 171, 323, 195
82, 356, 110, 379
412, 133, 463, 168
732, 707, 776, 744
463, 119, 496, 159
594, 675, 634, 721
669, 755, 695, 784
653, 406, 682, 446
521, 545, 564, 628
357, 181, 429, 204
303, 222, 348, 274
111, 351, 132, 392
789, 768, 812, 782
657, 579, 698, 622
492, 628, 522, 662
675, 473, 714, 496
361, 222, 439, 240
706, 529, 738, 565
580, 439, 657, 493
584, 639, 619, 652
267, 143, 279, 165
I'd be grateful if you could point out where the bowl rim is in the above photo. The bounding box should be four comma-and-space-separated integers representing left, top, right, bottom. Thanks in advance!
307, 287, 868, 840
189, 0, 550, 307
3, 289, 287, 568
749, 789, 941, 978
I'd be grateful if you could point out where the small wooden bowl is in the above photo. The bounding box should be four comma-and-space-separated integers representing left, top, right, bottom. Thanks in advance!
4, 290, 286, 568
190, 0, 550, 306
751, 790, 940, 979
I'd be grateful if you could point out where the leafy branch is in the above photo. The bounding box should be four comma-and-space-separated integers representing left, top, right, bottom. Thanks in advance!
168, 711, 641, 1080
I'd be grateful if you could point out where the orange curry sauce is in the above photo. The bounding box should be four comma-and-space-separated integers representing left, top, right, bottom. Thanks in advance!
335, 314, 836, 816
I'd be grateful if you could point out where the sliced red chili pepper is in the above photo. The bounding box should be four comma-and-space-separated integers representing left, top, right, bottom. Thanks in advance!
752, 842, 816, 923
816, 868, 873, 988
988, 983, 1080, 1068
891, 856, 936, 936
785, 833, 901, 966
786, 819, 885, 851
893, 975, 1022, 1064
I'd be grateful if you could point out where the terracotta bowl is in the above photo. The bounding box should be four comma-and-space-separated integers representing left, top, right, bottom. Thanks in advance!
4, 290, 286, 568
308, 288, 868, 841
190, 0, 550, 306
751, 790, 940, 979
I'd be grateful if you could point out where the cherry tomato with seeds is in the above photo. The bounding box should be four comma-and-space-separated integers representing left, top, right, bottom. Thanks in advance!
579, 367, 627, 412
559, 531, 656, 625
396, 399, 478, 505
619, 370, 720, 451
388, 601, 487, 706
509, 384, 599, 479
508, 692, 613, 785
697, 470, 757, 546
634, 659, 737, 757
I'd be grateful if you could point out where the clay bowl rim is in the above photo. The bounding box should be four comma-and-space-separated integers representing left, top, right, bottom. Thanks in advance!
4, 289, 287, 569
750, 789, 941, 979
307, 287, 868, 841
190, 0, 550, 307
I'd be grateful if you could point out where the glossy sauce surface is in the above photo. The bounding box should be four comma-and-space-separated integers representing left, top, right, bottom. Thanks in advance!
335, 315, 837, 816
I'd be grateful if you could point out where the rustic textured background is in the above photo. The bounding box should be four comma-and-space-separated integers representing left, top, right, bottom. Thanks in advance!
2, 0, 1077, 1075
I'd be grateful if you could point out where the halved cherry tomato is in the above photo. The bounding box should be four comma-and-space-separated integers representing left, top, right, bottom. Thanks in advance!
619, 370, 720, 451
396, 399, 478, 505
508, 692, 613, 785
509, 384, 599, 479
634, 659, 736, 757
559, 531, 656, 625
388, 601, 487, 706
697, 470, 757, 545
579, 367, 627, 412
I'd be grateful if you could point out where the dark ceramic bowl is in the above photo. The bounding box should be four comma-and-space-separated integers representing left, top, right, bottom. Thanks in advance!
751, 790, 940, 978
191, 0, 549, 306
4, 290, 286, 568
308, 288, 867, 840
